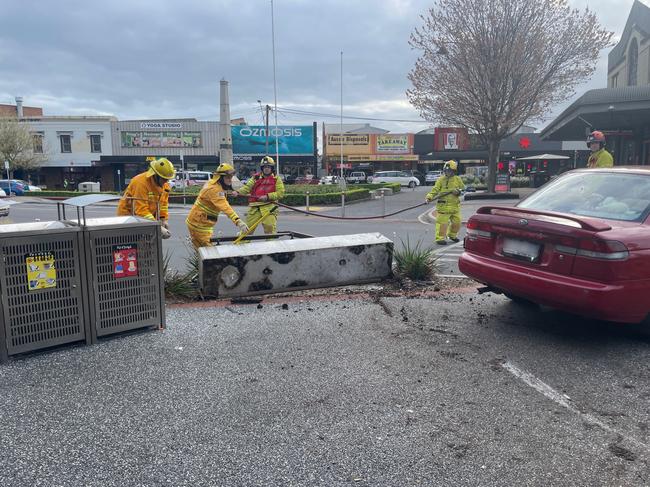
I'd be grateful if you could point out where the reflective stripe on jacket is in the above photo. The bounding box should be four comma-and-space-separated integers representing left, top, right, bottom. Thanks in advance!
426, 175, 465, 212
116, 172, 170, 220
186, 178, 240, 234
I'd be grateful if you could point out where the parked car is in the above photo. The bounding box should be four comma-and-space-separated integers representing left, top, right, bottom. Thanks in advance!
170, 171, 212, 189
295, 175, 319, 185
283, 174, 297, 185
0, 188, 6, 198
0, 180, 26, 196
346, 171, 367, 184
18, 180, 41, 191
425, 171, 443, 185
0, 199, 8, 217
404, 170, 426, 185
459, 167, 650, 323
367, 171, 420, 188
319, 175, 339, 185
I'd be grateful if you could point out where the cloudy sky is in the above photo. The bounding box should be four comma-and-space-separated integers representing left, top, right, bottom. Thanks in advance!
0, 0, 640, 133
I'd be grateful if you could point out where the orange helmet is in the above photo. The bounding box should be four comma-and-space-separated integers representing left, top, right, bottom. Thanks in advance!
587, 131, 606, 146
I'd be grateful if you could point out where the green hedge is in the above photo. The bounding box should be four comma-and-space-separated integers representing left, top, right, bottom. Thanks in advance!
169, 182, 401, 206
170, 188, 372, 206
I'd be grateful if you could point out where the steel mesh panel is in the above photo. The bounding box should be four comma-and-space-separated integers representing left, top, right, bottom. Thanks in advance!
90, 229, 161, 336
1, 235, 85, 355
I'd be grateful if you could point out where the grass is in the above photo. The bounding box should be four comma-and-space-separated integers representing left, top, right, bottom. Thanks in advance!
393, 237, 437, 281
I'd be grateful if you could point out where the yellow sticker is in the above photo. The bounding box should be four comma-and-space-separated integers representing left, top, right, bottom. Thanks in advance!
26, 252, 57, 291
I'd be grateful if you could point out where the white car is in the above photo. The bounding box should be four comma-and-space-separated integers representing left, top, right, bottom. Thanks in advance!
18, 181, 42, 192
368, 171, 420, 188
425, 171, 442, 185
319, 176, 338, 185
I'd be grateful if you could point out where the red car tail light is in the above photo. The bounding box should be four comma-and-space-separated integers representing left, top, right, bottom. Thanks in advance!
556, 239, 629, 261
466, 219, 493, 239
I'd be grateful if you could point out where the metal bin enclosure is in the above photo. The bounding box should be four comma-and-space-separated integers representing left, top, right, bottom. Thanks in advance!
80, 216, 165, 342
0, 221, 88, 363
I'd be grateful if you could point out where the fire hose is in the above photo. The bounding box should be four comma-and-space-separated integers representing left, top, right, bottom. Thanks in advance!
268, 191, 455, 221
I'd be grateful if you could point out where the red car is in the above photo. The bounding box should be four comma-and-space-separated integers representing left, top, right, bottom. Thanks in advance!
459, 167, 650, 323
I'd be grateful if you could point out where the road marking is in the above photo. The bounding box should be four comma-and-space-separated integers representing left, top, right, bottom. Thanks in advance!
502, 361, 649, 452
436, 273, 470, 278
432, 241, 463, 254
417, 208, 435, 225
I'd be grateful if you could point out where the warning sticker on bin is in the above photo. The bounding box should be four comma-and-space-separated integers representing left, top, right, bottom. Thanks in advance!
26, 252, 57, 291
113, 244, 138, 278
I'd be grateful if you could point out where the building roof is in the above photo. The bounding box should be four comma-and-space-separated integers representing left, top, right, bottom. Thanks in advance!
541, 85, 650, 140
609, 0, 650, 73
323, 123, 388, 134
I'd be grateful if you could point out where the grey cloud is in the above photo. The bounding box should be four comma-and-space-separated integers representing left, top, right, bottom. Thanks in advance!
0, 0, 635, 133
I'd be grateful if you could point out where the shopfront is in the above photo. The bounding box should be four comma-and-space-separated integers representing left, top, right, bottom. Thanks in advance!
100, 119, 220, 191
231, 123, 317, 178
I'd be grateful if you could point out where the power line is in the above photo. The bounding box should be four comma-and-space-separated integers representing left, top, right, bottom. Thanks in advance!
274, 106, 429, 123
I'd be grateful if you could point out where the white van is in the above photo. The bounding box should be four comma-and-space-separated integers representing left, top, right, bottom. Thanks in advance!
171, 171, 212, 188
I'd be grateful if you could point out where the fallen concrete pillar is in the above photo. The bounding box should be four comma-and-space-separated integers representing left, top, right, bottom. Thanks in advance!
199, 233, 393, 298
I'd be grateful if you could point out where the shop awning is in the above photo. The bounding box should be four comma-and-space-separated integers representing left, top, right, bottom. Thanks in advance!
517, 153, 570, 160
419, 150, 488, 161
541, 86, 650, 140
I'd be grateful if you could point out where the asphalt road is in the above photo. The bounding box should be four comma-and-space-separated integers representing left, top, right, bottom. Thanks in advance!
2, 186, 530, 282
2, 186, 488, 274
1, 292, 649, 486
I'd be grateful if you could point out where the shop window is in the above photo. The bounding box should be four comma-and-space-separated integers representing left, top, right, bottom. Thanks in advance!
90, 134, 102, 153
60, 134, 71, 153
628, 38, 638, 86
32, 134, 43, 153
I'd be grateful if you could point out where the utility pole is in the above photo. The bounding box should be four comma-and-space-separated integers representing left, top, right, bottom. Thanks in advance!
265, 105, 271, 156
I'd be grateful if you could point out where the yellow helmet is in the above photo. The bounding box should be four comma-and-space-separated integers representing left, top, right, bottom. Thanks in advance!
149, 158, 176, 180
215, 163, 236, 176
260, 156, 275, 167
443, 160, 458, 172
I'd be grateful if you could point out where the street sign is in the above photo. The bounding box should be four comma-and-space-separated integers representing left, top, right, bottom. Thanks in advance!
495, 173, 511, 192
3, 161, 8, 170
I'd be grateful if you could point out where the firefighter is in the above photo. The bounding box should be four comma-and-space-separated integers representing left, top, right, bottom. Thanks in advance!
117, 157, 175, 239
425, 160, 465, 245
185, 163, 248, 249
586, 131, 614, 168
232, 156, 285, 235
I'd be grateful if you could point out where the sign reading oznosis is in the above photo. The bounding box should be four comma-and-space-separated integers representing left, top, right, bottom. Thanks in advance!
232, 125, 314, 155
141, 122, 182, 129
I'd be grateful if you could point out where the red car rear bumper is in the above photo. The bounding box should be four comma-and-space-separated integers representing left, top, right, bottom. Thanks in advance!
459, 251, 648, 323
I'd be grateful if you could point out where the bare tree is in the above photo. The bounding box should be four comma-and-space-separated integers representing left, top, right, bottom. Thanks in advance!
407, 0, 612, 192
0, 118, 47, 179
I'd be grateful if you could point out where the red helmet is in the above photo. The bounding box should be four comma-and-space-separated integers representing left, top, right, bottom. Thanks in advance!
587, 131, 606, 145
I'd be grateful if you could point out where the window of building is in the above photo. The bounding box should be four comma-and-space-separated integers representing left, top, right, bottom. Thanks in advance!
611, 73, 618, 87
32, 134, 43, 153
90, 134, 102, 153
60, 134, 72, 153
628, 38, 638, 86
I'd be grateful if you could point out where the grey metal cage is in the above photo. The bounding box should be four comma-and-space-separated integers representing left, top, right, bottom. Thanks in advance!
0, 221, 89, 362
80, 217, 165, 342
